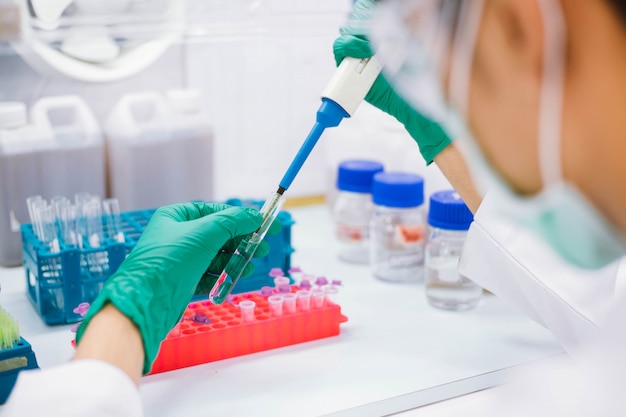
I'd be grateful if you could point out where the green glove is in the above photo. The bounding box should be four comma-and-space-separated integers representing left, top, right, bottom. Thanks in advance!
333, 0, 452, 165
76, 202, 279, 374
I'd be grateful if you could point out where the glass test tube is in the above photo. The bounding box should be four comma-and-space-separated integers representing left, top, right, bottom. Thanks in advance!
103, 198, 125, 243
208, 192, 286, 304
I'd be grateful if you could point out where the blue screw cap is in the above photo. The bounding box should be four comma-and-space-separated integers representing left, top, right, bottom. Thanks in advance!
428, 190, 474, 230
337, 160, 384, 193
372, 172, 424, 208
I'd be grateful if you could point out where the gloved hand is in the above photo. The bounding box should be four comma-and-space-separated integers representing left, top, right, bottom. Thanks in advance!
333, 0, 452, 164
76, 202, 279, 374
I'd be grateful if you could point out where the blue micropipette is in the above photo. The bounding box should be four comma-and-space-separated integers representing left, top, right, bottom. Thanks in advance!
209, 56, 383, 304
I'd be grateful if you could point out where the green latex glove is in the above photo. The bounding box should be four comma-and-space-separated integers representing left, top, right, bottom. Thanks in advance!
76, 202, 279, 374
333, 0, 452, 164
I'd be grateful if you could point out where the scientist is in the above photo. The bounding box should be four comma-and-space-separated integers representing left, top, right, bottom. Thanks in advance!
6, 0, 626, 415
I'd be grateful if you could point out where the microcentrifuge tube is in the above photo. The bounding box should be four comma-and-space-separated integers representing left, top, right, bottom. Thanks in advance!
239, 300, 256, 323
296, 290, 312, 312
324, 286, 339, 305
312, 289, 326, 309
283, 293, 297, 314
267, 295, 284, 317
274, 276, 290, 290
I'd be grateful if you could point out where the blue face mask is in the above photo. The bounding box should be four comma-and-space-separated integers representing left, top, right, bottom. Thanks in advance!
372, 0, 626, 268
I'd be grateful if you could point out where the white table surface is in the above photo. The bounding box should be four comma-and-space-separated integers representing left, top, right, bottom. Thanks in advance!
0, 204, 563, 416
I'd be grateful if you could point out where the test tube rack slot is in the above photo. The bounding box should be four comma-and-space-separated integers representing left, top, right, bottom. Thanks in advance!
150, 286, 348, 374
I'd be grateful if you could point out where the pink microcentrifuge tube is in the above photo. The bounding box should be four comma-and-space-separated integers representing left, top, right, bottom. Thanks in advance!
269, 268, 284, 277
283, 293, 297, 314
274, 276, 290, 289
239, 300, 256, 323
267, 295, 284, 317
324, 286, 339, 304
296, 290, 312, 312
311, 289, 326, 309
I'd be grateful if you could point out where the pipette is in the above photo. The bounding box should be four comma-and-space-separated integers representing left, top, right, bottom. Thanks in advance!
208, 56, 383, 304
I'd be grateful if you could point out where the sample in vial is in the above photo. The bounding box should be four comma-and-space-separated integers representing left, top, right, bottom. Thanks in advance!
369, 172, 426, 283
425, 190, 482, 311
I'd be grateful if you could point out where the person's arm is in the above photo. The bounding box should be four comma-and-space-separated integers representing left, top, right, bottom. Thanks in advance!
334, 0, 483, 214
433, 143, 482, 214
74, 304, 144, 385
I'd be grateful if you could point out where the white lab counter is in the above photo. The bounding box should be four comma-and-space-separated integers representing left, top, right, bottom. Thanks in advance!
0, 204, 563, 417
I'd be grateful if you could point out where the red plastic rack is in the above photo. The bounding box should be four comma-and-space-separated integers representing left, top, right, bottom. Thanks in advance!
150, 286, 348, 374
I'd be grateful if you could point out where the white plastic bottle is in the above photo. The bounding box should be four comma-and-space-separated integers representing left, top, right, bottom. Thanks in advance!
0, 97, 105, 266
104, 90, 214, 211
370, 172, 427, 283
332, 160, 384, 263
425, 190, 481, 311
30, 95, 106, 199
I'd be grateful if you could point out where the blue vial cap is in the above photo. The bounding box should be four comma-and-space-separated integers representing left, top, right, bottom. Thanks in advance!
372, 172, 424, 208
428, 190, 474, 230
337, 160, 384, 193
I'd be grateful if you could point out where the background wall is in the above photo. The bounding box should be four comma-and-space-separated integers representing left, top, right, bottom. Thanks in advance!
0, 0, 451, 204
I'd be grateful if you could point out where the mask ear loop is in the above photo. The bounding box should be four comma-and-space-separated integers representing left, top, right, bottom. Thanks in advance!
536, 0, 567, 188
447, 0, 485, 118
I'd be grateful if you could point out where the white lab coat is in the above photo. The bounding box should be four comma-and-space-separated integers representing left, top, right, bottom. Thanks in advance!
5, 192, 625, 417
3, 359, 143, 417
458, 192, 626, 416
460, 191, 625, 355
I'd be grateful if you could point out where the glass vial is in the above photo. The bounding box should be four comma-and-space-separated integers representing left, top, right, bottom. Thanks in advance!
332, 160, 384, 263
425, 190, 482, 311
370, 172, 426, 283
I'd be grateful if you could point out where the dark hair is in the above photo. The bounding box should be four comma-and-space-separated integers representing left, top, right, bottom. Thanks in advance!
607, 0, 626, 25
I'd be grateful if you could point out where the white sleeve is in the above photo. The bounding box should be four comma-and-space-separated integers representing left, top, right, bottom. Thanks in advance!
3, 359, 143, 417
458, 192, 623, 355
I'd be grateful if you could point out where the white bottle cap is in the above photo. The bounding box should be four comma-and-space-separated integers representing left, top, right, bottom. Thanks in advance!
166, 89, 201, 114
0, 102, 27, 128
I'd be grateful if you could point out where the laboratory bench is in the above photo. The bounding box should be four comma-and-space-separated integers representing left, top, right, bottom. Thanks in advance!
0, 204, 563, 416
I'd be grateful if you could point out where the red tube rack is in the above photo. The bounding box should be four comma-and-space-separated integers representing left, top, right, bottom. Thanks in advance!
149, 286, 348, 375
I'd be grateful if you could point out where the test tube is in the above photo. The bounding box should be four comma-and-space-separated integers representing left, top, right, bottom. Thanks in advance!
296, 290, 312, 312
59, 204, 79, 247
103, 198, 125, 243
40, 204, 60, 253
283, 293, 297, 314
27, 197, 48, 239
267, 295, 284, 317
239, 300, 256, 323
26, 195, 42, 224
208, 192, 286, 304
84, 198, 103, 248
312, 289, 326, 309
